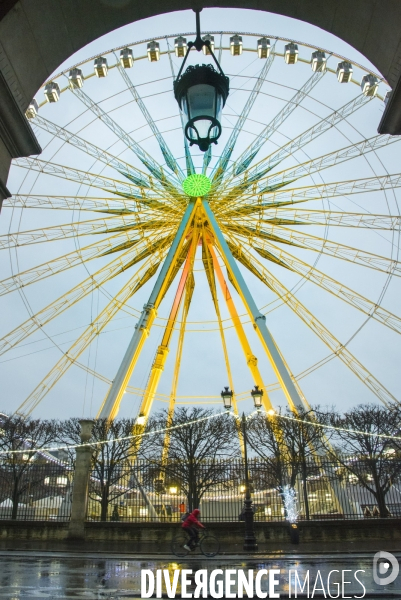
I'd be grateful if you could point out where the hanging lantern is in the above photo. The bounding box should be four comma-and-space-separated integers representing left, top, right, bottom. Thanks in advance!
174, 64, 229, 152
173, 9, 230, 153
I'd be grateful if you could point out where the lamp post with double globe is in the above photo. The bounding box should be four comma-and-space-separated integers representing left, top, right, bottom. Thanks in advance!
221, 385, 264, 550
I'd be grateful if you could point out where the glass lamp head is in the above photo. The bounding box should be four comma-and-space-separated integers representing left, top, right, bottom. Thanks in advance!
174, 64, 229, 152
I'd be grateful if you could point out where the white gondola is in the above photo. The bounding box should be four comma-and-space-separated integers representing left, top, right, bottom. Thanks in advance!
25, 99, 38, 119
257, 37, 270, 59
68, 68, 84, 88
337, 61, 353, 83
311, 50, 326, 72
44, 82, 60, 103
174, 36, 187, 58
202, 34, 215, 55
361, 74, 379, 97
120, 48, 134, 68
284, 43, 298, 64
147, 41, 160, 62
384, 90, 392, 105
230, 34, 243, 56
94, 57, 108, 78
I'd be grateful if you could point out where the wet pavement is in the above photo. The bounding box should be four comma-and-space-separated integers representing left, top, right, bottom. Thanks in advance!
0, 550, 400, 598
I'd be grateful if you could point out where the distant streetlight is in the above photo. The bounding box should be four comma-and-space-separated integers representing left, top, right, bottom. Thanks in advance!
136, 413, 146, 426
221, 386, 233, 410
251, 385, 263, 409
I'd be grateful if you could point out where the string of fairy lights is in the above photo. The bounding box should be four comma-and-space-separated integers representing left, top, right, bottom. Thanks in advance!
1, 408, 400, 456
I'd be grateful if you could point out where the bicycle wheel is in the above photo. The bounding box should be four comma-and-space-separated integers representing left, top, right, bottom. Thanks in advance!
200, 534, 220, 557
172, 532, 190, 558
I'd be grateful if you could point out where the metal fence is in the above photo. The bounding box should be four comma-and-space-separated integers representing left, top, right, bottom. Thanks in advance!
0, 460, 72, 521
86, 458, 401, 523
0, 456, 400, 522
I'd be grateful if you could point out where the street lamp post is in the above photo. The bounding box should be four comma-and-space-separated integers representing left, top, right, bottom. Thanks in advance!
241, 412, 258, 551
221, 384, 262, 550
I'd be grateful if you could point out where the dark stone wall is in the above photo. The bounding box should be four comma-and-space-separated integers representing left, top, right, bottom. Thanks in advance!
1, 519, 400, 553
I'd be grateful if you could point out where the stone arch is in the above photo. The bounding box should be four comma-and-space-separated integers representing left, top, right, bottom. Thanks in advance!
0, 0, 400, 203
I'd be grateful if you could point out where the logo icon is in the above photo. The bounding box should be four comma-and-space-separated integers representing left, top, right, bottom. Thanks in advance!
373, 551, 399, 585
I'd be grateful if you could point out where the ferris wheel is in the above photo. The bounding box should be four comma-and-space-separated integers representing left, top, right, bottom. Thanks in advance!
1, 21, 400, 424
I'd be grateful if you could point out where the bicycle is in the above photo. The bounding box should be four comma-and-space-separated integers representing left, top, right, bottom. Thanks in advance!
171, 528, 220, 558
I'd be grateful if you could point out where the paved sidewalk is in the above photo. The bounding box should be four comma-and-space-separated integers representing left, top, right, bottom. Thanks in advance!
0, 549, 400, 599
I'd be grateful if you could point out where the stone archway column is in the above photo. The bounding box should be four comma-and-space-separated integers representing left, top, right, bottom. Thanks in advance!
68, 419, 94, 540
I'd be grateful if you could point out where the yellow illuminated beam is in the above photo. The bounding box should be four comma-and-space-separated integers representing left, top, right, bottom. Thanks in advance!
228, 208, 401, 231
233, 232, 401, 336
206, 237, 274, 413
16, 251, 168, 416
229, 222, 401, 277
201, 236, 245, 457
137, 232, 198, 419
0, 216, 174, 250
0, 228, 174, 296
0, 233, 174, 356
226, 235, 399, 408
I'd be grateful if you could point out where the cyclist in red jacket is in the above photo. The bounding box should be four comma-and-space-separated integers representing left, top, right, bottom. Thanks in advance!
182, 508, 205, 551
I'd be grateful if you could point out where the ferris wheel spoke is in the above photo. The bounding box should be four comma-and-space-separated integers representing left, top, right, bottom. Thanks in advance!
222, 93, 372, 191
31, 114, 159, 191
114, 56, 184, 179
229, 68, 326, 180
226, 236, 399, 407
233, 232, 401, 335
3, 194, 163, 214
231, 222, 401, 276
202, 146, 212, 175
226, 207, 401, 231
211, 45, 277, 182
0, 214, 166, 249
219, 134, 401, 204
0, 228, 168, 296
12, 157, 168, 204
69, 86, 180, 190
16, 251, 167, 416
221, 173, 401, 213
0, 234, 173, 356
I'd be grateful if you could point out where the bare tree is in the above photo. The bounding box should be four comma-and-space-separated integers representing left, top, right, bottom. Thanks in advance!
246, 408, 331, 519
151, 408, 238, 511
0, 415, 58, 519
59, 417, 158, 521
329, 403, 401, 517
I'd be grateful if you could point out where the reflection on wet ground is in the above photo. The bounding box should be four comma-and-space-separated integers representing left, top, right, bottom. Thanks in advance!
0, 551, 400, 598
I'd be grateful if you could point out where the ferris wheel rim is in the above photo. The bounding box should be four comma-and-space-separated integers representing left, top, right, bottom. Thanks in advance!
3, 24, 400, 417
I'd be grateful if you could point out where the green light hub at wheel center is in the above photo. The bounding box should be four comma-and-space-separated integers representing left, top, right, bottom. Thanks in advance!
182, 174, 211, 197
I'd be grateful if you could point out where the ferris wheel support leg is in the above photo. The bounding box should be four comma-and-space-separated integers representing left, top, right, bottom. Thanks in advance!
132, 235, 197, 455
212, 287, 245, 458
97, 199, 199, 420
203, 200, 357, 516
207, 240, 274, 414
203, 199, 305, 412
